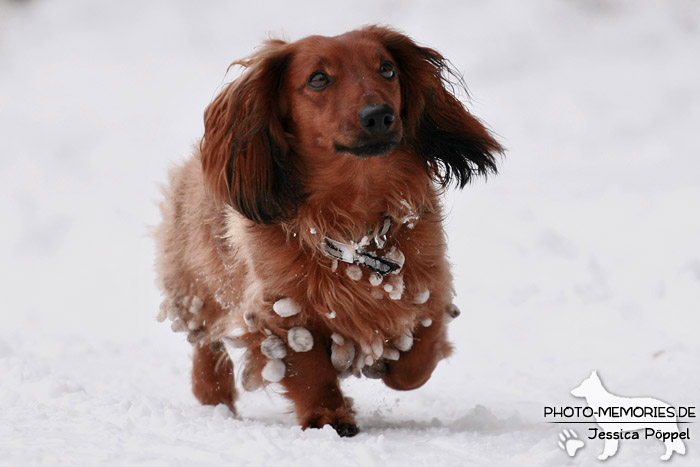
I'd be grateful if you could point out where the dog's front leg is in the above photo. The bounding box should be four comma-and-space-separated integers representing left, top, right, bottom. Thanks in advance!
599, 437, 619, 460
382, 314, 452, 390
280, 330, 358, 437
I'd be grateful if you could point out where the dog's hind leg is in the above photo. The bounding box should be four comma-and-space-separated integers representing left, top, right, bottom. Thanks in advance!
598, 438, 619, 460
661, 436, 686, 461
192, 341, 237, 414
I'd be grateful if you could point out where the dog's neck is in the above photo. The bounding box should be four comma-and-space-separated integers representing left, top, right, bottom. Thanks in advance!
281, 148, 438, 264
282, 193, 425, 278
322, 214, 402, 276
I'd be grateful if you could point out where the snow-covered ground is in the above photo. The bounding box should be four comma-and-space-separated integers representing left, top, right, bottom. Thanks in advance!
1, 0, 699, 465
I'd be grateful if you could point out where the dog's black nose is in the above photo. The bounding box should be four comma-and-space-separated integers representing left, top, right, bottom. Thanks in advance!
359, 104, 395, 135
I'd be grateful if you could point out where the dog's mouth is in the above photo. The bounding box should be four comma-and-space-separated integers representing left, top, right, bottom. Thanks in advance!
334, 137, 399, 158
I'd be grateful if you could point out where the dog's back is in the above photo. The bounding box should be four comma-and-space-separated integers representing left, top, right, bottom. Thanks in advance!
155, 154, 247, 345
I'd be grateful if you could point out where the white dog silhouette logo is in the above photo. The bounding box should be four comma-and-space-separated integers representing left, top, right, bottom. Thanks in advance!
571, 370, 686, 461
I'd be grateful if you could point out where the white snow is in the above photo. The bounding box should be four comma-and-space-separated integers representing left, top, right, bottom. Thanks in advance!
369, 272, 383, 286
382, 347, 400, 361
359, 341, 372, 356
345, 264, 363, 281
385, 246, 406, 273
222, 335, 246, 349
227, 327, 247, 338
414, 289, 430, 304
260, 335, 287, 360
421, 318, 433, 328
188, 296, 203, 315
186, 318, 199, 331
356, 235, 371, 249
170, 319, 187, 333
399, 199, 419, 229
287, 327, 314, 352
331, 333, 345, 346
261, 359, 286, 383
272, 297, 302, 317
1, 1, 699, 466
388, 275, 404, 301
393, 328, 414, 352
331, 341, 356, 371
371, 335, 384, 359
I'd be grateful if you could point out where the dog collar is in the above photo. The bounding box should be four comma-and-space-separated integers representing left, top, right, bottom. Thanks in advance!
323, 215, 400, 276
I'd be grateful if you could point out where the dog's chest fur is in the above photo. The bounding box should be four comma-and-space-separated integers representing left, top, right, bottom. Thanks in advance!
215, 205, 451, 348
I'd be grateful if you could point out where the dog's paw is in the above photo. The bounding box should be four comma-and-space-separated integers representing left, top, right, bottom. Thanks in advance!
362, 359, 387, 379
557, 429, 584, 457
334, 422, 359, 437
301, 406, 358, 438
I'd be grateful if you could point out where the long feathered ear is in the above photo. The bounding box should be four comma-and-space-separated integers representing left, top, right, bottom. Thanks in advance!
369, 26, 503, 188
200, 40, 301, 223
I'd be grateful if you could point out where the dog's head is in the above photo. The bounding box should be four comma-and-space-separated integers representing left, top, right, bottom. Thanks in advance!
200, 26, 502, 224
571, 370, 603, 398
283, 30, 403, 160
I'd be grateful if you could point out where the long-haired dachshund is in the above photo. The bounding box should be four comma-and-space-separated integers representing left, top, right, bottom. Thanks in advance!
155, 25, 502, 437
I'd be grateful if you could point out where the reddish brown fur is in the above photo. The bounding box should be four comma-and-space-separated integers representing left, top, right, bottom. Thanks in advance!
192, 343, 236, 413
280, 329, 356, 434
155, 26, 501, 436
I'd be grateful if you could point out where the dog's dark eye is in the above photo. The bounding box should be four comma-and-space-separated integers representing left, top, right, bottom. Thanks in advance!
307, 71, 331, 90
379, 62, 395, 80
